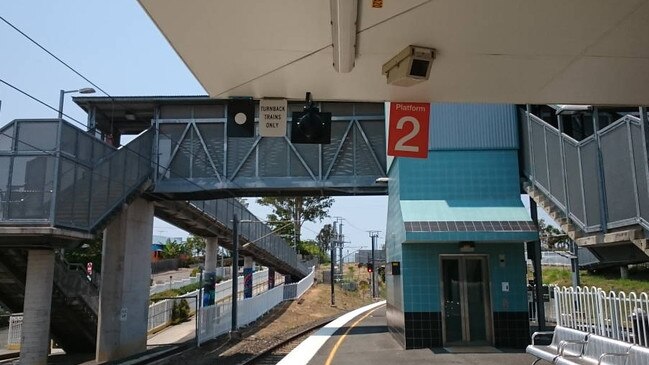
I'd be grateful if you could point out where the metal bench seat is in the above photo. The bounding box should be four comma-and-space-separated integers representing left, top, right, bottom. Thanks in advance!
554, 334, 633, 365
526, 326, 590, 364
626, 345, 649, 365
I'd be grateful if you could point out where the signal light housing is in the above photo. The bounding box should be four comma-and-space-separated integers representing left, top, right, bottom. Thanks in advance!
290, 92, 331, 144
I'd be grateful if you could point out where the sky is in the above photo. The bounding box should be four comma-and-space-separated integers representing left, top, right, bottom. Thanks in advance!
0, 1, 551, 252
0, 0, 388, 251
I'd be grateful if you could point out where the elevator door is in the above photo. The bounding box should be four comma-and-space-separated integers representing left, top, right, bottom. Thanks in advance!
441, 256, 491, 345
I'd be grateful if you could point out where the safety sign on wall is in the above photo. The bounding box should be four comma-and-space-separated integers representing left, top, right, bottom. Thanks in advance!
387, 102, 430, 158
259, 99, 287, 137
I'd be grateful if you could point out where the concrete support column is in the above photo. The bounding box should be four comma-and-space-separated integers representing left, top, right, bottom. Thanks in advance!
571, 241, 581, 288
96, 198, 154, 362
243, 256, 254, 298
20, 249, 55, 365
621, 265, 629, 279
203, 237, 218, 306
268, 268, 275, 290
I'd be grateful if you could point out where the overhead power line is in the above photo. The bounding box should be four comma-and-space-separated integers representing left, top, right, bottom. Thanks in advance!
0, 15, 111, 98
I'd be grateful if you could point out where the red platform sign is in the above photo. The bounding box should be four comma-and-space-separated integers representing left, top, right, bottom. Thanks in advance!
387, 102, 430, 158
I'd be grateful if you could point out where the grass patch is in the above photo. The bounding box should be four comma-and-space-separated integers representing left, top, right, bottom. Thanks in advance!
150, 282, 200, 303
540, 266, 649, 294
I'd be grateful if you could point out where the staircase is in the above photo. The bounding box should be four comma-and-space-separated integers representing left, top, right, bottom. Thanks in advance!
520, 106, 649, 267
0, 119, 309, 354
0, 249, 98, 352
524, 181, 582, 241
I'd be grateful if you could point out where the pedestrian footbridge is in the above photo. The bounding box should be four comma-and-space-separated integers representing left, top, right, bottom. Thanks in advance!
0, 99, 388, 357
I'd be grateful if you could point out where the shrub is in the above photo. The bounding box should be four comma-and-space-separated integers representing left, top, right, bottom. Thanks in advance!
171, 299, 191, 324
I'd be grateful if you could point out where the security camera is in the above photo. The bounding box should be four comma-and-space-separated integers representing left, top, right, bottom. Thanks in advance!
382, 45, 435, 86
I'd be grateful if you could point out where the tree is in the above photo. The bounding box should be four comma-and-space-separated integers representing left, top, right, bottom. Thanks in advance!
316, 223, 335, 252
236, 197, 249, 208
64, 234, 103, 273
185, 235, 206, 257
160, 238, 190, 259
256, 196, 334, 247
298, 239, 330, 263
538, 219, 569, 250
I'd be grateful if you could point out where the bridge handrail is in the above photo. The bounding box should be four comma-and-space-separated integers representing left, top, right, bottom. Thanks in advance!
189, 198, 304, 275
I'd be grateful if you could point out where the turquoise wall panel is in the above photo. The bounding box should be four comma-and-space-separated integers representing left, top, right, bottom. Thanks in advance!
401, 242, 528, 313
386, 159, 405, 311
399, 150, 521, 201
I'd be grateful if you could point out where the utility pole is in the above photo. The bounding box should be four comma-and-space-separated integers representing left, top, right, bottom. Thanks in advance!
529, 197, 546, 330
293, 198, 302, 254
336, 218, 344, 278
330, 221, 337, 306
231, 214, 239, 337
369, 231, 379, 299
571, 240, 581, 288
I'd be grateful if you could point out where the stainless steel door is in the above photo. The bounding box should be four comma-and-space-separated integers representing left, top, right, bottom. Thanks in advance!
441, 256, 492, 345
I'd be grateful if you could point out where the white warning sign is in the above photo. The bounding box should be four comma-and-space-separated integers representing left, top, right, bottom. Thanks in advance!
259, 99, 287, 137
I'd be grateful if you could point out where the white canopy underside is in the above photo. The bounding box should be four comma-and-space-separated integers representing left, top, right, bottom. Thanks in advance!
139, 0, 649, 105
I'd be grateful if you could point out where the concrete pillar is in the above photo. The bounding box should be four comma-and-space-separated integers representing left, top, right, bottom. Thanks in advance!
268, 268, 275, 289
203, 237, 218, 306
96, 198, 154, 362
20, 249, 55, 365
621, 265, 629, 279
243, 256, 253, 298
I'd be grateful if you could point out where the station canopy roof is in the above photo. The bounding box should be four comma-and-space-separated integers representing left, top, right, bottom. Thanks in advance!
138, 0, 649, 105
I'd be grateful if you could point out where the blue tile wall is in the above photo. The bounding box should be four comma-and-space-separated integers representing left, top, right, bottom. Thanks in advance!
401, 242, 528, 313
398, 150, 521, 201
386, 159, 405, 311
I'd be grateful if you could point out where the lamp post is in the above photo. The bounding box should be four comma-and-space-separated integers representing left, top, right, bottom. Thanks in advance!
58, 88, 95, 119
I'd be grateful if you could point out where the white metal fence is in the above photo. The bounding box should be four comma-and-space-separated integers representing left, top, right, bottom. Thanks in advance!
7, 268, 290, 348
150, 276, 199, 295
283, 267, 316, 300
147, 290, 200, 332
553, 286, 649, 347
198, 266, 315, 345
6, 314, 22, 350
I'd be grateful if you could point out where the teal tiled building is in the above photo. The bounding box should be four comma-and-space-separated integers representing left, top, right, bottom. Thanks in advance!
385, 104, 538, 349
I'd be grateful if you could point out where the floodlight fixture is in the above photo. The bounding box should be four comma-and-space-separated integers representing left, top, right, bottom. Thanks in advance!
330, 0, 358, 73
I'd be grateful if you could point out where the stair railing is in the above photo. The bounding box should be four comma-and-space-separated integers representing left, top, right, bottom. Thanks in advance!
522, 108, 649, 234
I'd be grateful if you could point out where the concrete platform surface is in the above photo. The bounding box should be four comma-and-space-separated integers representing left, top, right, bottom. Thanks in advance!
147, 317, 196, 346
285, 302, 535, 365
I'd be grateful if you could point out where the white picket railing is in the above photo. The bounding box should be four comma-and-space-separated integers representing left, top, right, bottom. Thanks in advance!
554, 286, 649, 346
198, 266, 315, 345
528, 285, 559, 324
6, 314, 22, 350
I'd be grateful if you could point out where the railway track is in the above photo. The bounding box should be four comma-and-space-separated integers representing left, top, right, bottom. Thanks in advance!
238, 317, 334, 365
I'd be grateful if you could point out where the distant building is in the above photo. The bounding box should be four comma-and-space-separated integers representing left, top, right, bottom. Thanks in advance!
151, 235, 184, 262
355, 249, 386, 264
152, 235, 184, 245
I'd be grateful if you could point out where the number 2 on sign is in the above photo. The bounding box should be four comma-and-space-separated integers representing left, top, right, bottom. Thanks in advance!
388, 102, 429, 158
394, 116, 420, 153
